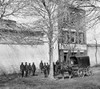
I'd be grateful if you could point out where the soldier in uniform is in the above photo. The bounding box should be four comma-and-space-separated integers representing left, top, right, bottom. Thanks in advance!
60, 63, 65, 79
28, 63, 32, 76
46, 63, 50, 76
24, 62, 28, 77
32, 62, 36, 76
20, 62, 25, 77
67, 65, 73, 79
56, 60, 60, 74
43, 63, 47, 78
39, 60, 43, 73
53, 62, 56, 77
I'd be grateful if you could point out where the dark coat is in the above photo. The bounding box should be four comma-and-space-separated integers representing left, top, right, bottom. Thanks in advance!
40, 62, 43, 70
24, 64, 28, 71
32, 63, 36, 72
20, 64, 25, 71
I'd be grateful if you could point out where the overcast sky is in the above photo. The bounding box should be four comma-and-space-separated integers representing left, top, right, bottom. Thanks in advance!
9, 16, 37, 23
87, 22, 100, 44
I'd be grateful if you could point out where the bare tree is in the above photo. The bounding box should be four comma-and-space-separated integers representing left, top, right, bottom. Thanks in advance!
0, 0, 30, 19
21, 0, 70, 79
6, 0, 100, 79
0, 0, 37, 45
94, 37, 98, 65
18, 0, 100, 79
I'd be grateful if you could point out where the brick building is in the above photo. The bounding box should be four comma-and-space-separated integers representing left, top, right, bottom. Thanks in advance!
58, 5, 87, 62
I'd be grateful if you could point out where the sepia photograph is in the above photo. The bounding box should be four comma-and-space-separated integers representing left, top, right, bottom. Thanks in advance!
0, 0, 100, 89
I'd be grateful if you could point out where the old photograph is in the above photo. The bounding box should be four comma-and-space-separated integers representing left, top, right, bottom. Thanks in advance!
0, 0, 100, 89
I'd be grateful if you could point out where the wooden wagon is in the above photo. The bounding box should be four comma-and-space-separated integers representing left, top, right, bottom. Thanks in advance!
69, 56, 92, 77
54, 56, 92, 78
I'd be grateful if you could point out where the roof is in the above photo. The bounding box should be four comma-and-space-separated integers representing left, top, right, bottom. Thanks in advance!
0, 28, 44, 37
0, 19, 44, 45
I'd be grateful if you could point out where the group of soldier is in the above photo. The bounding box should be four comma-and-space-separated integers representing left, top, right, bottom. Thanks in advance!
20, 62, 36, 77
39, 61, 50, 77
39, 60, 61, 78
20, 60, 73, 78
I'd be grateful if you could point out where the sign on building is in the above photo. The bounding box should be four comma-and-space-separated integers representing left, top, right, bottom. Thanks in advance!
59, 43, 87, 51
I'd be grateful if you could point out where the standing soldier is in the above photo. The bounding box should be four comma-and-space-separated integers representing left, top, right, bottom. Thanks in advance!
43, 63, 47, 78
67, 65, 72, 79
32, 62, 36, 76
53, 62, 56, 77
20, 62, 25, 77
60, 63, 65, 79
24, 62, 28, 77
28, 63, 32, 76
46, 63, 50, 76
39, 60, 44, 73
56, 60, 60, 74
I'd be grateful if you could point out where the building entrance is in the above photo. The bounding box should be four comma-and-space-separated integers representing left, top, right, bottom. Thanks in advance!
63, 52, 77, 62
64, 53, 67, 62
59, 50, 86, 63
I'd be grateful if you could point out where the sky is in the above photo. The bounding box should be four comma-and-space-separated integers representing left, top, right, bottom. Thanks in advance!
10, 16, 37, 23
87, 23, 100, 44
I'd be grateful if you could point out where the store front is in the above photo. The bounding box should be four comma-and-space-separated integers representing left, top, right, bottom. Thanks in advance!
58, 43, 87, 63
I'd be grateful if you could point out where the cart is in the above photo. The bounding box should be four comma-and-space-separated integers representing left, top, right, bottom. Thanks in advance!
55, 56, 92, 78
70, 56, 92, 77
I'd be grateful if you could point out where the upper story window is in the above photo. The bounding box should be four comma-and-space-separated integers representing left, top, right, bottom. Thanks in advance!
79, 32, 84, 44
61, 31, 76, 44
62, 31, 69, 44
71, 32, 76, 43
59, 29, 86, 44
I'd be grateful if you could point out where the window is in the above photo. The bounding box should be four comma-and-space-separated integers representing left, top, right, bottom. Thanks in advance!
61, 30, 86, 44
61, 31, 77, 44
66, 31, 70, 43
79, 32, 84, 44
71, 32, 76, 43
62, 31, 70, 43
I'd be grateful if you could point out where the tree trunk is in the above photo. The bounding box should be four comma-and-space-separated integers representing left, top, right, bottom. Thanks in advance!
95, 44, 98, 65
94, 39, 98, 65
48, 40, 54, 79
47, 8, 54, 79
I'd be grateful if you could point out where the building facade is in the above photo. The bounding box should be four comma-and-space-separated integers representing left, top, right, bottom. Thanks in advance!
58, 5, 87, 63
0, 4, 99, 74
58, 29, 87, 63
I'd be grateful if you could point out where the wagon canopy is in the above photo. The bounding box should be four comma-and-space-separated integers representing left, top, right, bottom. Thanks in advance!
70, 56, 90, 68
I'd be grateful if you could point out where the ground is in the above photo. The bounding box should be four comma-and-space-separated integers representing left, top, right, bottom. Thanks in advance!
0, 67, 100, 89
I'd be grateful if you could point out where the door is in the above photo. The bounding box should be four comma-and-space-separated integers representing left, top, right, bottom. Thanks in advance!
64, 53, 68, 62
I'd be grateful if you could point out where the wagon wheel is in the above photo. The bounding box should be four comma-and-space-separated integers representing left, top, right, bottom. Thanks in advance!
77, 68, 85, 77
85, 67, 93, 76
89, 70, 93, 76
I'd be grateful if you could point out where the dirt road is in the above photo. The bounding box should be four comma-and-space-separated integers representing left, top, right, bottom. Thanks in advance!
0, 67, 100, 89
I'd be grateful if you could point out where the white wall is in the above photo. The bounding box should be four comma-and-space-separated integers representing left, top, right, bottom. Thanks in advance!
0, 42, 59, 74
0, 43, 49, 74
2, 40, 100, 73
86, 24, 100, 44
87, 46, 100, 66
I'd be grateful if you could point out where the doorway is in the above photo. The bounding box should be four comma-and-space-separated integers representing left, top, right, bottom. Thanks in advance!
64, 53, 68, 62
